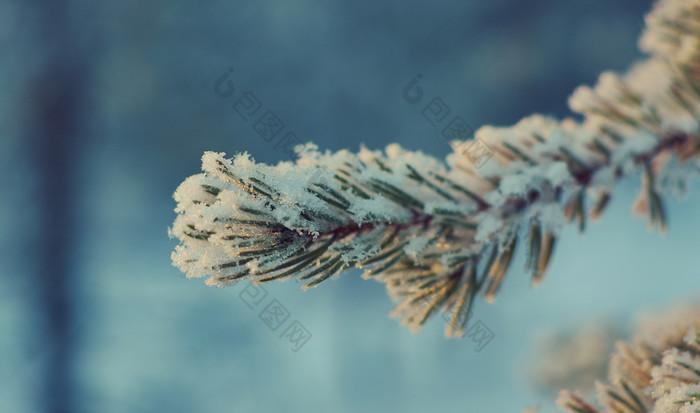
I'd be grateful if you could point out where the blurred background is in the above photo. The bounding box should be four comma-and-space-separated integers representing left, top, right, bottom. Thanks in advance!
3, 0, 699, 412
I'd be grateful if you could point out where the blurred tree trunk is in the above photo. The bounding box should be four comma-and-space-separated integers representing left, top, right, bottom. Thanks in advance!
27, 1, 94, 412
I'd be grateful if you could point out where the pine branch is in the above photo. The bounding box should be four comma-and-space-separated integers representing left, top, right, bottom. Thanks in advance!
555, 306, 700, 413
171, 0, 700, 337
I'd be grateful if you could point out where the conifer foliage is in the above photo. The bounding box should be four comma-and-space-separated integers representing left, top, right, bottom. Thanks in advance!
556, 307, 700, 413
171, 0, 700, 337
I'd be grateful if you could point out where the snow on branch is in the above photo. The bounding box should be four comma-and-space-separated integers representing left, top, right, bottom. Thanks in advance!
555, 306, 700, 413
171, 0, 700, 337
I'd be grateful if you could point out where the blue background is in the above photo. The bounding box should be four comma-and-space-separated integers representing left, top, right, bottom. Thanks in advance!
4, 0, 698, 412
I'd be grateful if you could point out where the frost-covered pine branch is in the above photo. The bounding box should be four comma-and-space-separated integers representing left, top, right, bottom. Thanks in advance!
555, 306, 700, 413
171, 0, 700, 337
